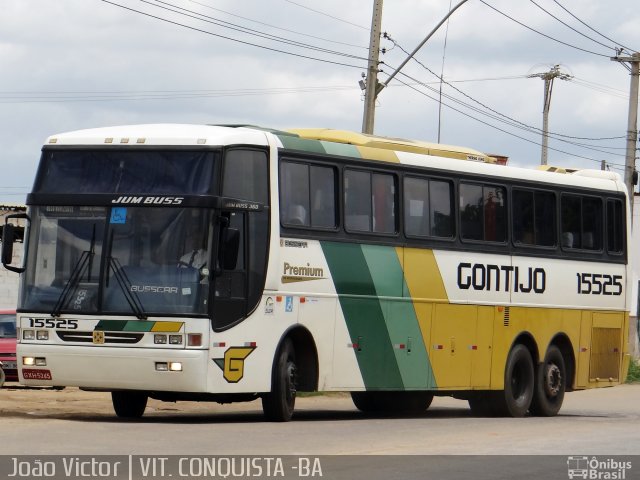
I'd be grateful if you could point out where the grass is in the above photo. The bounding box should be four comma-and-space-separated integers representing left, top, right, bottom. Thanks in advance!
626, 358, 640, 383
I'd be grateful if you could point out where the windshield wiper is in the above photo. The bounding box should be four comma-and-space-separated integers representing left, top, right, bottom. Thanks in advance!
51, 225, 96, 317
107, 256, 147, 320
104, 229, 147, 320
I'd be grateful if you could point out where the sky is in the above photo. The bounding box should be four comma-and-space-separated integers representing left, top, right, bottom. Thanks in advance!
0, 0, 638, 204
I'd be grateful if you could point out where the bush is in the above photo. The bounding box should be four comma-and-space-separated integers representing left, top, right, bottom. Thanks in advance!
626, 358, 640, 383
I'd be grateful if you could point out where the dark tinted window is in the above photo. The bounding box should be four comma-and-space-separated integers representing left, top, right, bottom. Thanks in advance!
0, 314, 16, 338
36, 150, 216, 194
223, 149, 269, 204
404, 177, 453, 238
460, 183, 506, 242
512, 189, 556, 247
280, 161, 336, 228
561, 194, 603, 251
607, 199, 624, 254
345, 170, 396, 234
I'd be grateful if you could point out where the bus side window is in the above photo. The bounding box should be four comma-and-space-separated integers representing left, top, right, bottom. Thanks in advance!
345, 169, 396, 234
460, 183, 506, 243
607, 199, 624, 254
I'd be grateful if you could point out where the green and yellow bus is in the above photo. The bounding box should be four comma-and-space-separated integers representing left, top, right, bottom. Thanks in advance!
2, 124, 631, 421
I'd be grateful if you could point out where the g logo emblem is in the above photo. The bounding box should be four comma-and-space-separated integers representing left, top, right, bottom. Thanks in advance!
213, 347, 256, 383
92, 330, 105, 344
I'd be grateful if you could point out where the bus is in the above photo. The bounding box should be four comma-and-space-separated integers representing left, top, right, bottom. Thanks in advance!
2, 124, 632, 421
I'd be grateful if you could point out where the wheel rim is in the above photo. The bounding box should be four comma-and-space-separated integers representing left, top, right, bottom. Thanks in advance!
544, 363, 562, 397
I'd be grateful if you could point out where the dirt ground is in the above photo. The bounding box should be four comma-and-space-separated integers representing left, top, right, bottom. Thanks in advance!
0, 382, 355, 419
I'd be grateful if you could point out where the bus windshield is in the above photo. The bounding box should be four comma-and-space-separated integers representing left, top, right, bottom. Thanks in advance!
21, 206, 212, 316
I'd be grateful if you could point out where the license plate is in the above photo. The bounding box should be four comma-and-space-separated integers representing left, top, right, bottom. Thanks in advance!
22, 369, 52, 380
0, 361, 16, 370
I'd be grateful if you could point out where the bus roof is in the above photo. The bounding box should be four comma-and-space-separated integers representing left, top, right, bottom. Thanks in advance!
43, 123, 626, 194
282, 128, 495, 163
45, 124, 270, 147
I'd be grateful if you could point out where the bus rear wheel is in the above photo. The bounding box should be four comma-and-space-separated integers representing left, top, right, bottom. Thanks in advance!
494, 344, 534, 417
530, 345, 566, 417
262, 339, 297, 422
111, 391, 148, 418
351, 391, 433, 414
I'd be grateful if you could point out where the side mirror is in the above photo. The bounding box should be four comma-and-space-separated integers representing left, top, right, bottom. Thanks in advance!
220, 228, 240, 271
2, 213, 29, 274
1, 224, 15, 266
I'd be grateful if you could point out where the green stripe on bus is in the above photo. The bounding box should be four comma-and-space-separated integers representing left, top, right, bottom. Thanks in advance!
321, 241, 404, 390
319, 140, 361, 158
95, 320, 128, 331
361, 245, 436, 389
276, 135, 327, 154
95, 320, 155, 332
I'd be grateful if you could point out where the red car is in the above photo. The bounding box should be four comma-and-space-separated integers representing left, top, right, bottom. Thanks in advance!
0, 309, 17, 386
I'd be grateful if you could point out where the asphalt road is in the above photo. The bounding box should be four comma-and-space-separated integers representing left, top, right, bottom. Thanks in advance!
1, 383, 639, 456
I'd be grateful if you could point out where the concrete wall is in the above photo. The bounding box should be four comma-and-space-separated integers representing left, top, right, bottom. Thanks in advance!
0, 205, 26, 309
0, 242, 22, 309
630, 194, 640, 358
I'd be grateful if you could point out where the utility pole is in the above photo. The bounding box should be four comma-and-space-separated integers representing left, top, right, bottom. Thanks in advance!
611, 52, 639, 215
360, 0, 471, 135
362, 0, 384, 135
528, 65, 571, 165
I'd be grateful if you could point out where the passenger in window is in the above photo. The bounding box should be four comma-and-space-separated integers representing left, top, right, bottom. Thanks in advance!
561, 232, 574, 248
286, 204, 307, 226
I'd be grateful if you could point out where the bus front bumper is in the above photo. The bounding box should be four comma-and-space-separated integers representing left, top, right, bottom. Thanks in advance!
17, 344, 210, 392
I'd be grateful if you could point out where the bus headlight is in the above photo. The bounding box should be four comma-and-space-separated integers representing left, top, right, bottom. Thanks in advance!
23, 330, 35, 340
154, 334, 167, 344
37, 330, 49, 340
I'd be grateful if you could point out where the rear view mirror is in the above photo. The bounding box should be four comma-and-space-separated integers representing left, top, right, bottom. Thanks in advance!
1, 223, 15, 266
2, 213, 29, 274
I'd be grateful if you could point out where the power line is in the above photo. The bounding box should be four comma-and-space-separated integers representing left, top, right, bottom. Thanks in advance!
141, 0, 366, 60
527, 0, 619, 53
552, 0, 636, 55
569, 76, 629, 100
395, 72, 627, 169
479, 0, 613, 58
186, 0, 368, 50
382, 38, 626, 146
283, 0, 369, 31
0, 85, 362, 103
98, 0, 367, 70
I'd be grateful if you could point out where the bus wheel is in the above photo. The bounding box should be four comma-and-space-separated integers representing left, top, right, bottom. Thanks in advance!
495, 344, 534, 417
111, 391, 148, 418
0, 367, 5, 388
396, 392, 433, 413
351, 392, 378, 412
262, 339, 297, 422
530, 345, 566, 417
351, 392, 433, 414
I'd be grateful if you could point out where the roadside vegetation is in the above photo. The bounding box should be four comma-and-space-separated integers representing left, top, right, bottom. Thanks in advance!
626, 358, 640, 383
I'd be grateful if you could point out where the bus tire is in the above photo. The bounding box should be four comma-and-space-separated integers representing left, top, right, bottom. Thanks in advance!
351, 391, 433, 414
111, 391, 148, 418
530, 345, 566, 417
351, 392, 378, 412
262, 339, 297, 422
0, 367, 5, 388
495, 344, 534, 417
